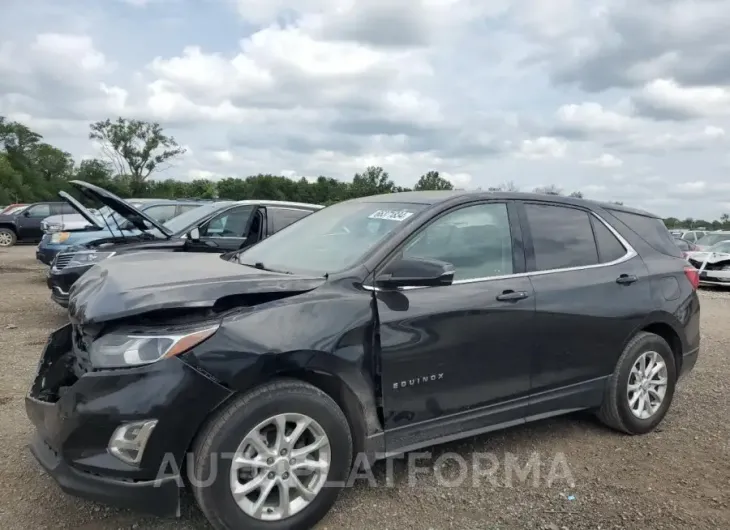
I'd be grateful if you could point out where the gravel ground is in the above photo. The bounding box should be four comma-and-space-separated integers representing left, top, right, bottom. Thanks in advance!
0, 245, 728, 530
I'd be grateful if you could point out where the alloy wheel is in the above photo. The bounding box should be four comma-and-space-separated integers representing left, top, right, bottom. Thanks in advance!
229, 413, 331, 521
0, 231, 13, 247
627, 350, 668, 420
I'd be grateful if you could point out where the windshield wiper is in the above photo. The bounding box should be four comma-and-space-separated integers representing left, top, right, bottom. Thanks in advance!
238, 261, 293, 274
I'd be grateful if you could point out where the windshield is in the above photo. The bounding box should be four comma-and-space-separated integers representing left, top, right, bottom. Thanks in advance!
707, 241, 730, 253
235, 201, 428, 274
164, 202, 233, 234
696, 233, 730, 247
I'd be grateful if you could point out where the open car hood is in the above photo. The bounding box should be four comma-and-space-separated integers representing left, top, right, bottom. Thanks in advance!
57, 191, 104, 230
67, 252, 326, 324
69, 180, 173, 238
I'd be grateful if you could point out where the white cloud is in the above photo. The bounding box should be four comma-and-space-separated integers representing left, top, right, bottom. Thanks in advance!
2, 0, 730, 218
583, 153, 623, 168
515, 136, 568, 160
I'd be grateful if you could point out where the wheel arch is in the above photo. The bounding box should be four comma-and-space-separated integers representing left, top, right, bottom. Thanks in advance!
625, 312, 685, 378
0, 222, 17, 233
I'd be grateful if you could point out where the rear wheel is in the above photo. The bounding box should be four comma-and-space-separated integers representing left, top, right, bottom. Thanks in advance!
0, 228, 16, 247
190, 380, 353, 530
597, 332, 677, 434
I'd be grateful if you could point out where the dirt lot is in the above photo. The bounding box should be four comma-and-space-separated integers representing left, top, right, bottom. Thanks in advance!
0, 245, 728, 530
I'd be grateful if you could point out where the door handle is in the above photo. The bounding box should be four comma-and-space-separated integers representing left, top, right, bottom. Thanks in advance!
496, 290, 529, 302
616, 274, 638, 285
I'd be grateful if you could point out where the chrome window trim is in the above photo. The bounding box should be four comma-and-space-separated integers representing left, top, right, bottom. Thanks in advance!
363, 211, 636, 292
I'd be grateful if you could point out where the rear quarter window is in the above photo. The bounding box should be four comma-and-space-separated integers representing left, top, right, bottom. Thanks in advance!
607, 210, 683, 258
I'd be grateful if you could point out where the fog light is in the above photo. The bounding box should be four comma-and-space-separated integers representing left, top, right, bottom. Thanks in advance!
108, 419, 158, 465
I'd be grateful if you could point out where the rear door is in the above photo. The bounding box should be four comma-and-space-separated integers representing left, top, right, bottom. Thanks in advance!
518, 201, 653, 417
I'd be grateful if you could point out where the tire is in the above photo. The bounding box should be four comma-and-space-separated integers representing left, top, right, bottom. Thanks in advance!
596, 331, 677, 434
190, 379, 353, 530
0, 228, 17, 247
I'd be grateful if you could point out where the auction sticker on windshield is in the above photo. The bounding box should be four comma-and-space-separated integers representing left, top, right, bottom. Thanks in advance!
368, 209, 415, 221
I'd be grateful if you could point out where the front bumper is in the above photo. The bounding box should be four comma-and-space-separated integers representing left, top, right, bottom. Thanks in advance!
698, 269, 730, 286
25, 324, 232, 517
47, 264, 91, 307
36, 245, 59, 266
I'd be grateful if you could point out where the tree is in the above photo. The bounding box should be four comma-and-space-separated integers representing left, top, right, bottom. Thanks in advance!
488, 181, 519, 192
414, 171, 453, 191
533, 184, 563, 195
89, 118, 186, 195
720, 213, 729, 225
350, 166, 395, 197
569, 191, 584, 198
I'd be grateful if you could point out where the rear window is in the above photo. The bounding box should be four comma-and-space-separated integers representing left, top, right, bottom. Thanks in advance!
608, 210, 683, 258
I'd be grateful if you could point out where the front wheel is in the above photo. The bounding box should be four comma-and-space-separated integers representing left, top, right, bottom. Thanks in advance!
0, 228, 17, 247
597, 331, 677, 434
190, 380, 353, 530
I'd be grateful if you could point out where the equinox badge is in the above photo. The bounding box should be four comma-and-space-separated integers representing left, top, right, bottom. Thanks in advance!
392, 373, 444, 390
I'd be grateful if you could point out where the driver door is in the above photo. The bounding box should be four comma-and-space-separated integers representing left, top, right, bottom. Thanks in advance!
375, 201, 535, 451
188, 205, 256, 252
17, 203, 51, 240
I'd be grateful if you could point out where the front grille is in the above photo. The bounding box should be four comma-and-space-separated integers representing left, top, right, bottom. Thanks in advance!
53, 253, 73, 270
689, 258, 726, 271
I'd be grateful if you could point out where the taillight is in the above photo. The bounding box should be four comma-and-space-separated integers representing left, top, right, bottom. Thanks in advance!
684, 266, 699, 290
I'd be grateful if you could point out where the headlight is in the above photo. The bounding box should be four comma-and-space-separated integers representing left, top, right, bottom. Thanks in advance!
722, 265, 730, 271
89, 324, 219, 369
66, 251, 116, 268
50, 232, 70, 244
44, 223, 64, 233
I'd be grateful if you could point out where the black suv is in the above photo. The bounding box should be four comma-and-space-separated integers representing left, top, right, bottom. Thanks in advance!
25, 191, 700, 530
0, 201, 76, 247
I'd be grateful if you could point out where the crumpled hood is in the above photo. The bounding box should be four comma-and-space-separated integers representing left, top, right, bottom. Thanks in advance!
68, 252, 326, 324
686, 250, 730, 264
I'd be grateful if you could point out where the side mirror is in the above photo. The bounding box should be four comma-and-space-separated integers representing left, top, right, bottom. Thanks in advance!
188, 227, 201, 241
375, 257, 455, 289
23, 210, 30, 217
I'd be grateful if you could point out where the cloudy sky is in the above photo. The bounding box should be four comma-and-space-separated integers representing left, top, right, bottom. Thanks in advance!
2, 0, 730, 219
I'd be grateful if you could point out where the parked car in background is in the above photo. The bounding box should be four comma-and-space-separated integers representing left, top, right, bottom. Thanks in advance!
35, 190, 206, 265
46, 183, 322, 306
41, 206, 110, 233
0, 203, 27, 215
673, 230, 707, 243
0, 201, 77, 247
685, 240, 730, 287
26, 191, 700, 529
694, 231, 730, 250
1, 204, 28, 216
673, 237, 697, 258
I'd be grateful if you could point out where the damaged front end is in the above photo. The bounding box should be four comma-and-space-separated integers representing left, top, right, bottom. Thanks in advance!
25, 318, 232, 518
687, 252, 730, 286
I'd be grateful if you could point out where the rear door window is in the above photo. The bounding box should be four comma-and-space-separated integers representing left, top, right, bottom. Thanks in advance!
608, 210, 683, 258
524, 204, 599, 271
591, 217, 627, 263
269, 208, 313, 233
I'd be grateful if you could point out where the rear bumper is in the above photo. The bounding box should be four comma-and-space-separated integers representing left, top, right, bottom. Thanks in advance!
28, 432, 181, 517
679, 346, 699, 380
